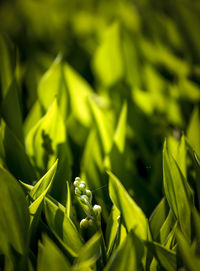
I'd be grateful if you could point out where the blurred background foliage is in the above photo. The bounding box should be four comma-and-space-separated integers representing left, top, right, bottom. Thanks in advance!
0, 0, 200, 217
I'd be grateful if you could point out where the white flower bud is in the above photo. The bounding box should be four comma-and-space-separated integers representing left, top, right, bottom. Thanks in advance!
86, 189, 92, 198
75, 177, 81, 182
88, 219, 94, 227
93, 204, 102, 215
74, 180, 79, 187
80, 180, 86, 186
80, 195, 89, 205
79, 183, 86, 191
80, 218, 88, 229
75, 187, 81, 196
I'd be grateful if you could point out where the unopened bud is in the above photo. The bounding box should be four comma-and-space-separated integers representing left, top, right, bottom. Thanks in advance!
73, 180, 79, 187
75, 187, 81, 196
80, 218, 88, 229
86, 189, 92, 198
75, 177, 81, 182
79, 183, 86, 192
93, 204, 102, 215
88, 219, 94, 227
80, 195, 89, 205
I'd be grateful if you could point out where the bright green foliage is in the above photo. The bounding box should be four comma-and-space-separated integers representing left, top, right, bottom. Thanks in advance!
37, 235, 71, 271
163, 139, 194, 241
108, 171, 149, 240
0, 1, 200, 270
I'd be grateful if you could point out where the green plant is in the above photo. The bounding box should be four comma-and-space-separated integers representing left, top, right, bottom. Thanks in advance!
0, 1, 200, 269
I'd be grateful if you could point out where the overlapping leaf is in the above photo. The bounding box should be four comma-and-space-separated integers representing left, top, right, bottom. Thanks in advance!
108, 171, 149, 240
163, 139, 194, 241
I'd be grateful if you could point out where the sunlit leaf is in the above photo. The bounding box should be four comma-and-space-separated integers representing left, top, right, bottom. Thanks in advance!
187, 107, 200, 158
168, 135, 187, 178
44, 197, 83, 257
93, 22, 124, 86
24, 100, 43, 136
74, 233, 101, 271
176, 230, 200, 271
64, 63, 92, 127
37, 235, 71, 271
106, 205, 126, 258
65, 181, 72, 219
163, 139, 194, 240
88, 97, 113, 154
29, 160, 57, 201
28, 161, 58, 237
104, 230, 144, 271
108, 171, 149, 240
26, 99, 67, 174
37, 55, 68, 122
149, 198, 169, 241
145, 241, 176, 271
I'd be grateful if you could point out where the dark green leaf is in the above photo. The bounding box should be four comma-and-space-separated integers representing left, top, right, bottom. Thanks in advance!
0, 120, 36, 182
0, 166, 29, 254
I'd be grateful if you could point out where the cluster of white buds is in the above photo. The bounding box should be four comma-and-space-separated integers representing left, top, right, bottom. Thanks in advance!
73, 177, 102, 229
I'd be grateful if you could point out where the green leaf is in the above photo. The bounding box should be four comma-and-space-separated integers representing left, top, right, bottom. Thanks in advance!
65, 181, 72, 219
29, 160, 58, 201
187, 107, 200, 158
74, 233, 101, 271
179, 79, 200, 102
106, 205, 126, 257
44, 197, 83, 257
113, 102, 127, 153
145, 241, 176, 271
24, 100, 43, 136
37, 235, 71, 271
0, 166, 29, 254
81, 129, 110, 220
104, 230, 144, 271
28, 161, 58, 236
187, 142, 200, 210
88, 98, 113, 154
92, 21, 124, 87
176, 230, 200, 271
149, 198, 170, 241
0, 35, 15, 97
159, 210, 176, 246
107, 171, 149, 240
37, 55, 68, 122
26, 99, 67, 174
168, 135, 187, 178
104, 102, 128, 183
0, 120, 36, 182
64, 63, 92, 127
191, 208, 200, 254
150, 197, 176, 247
132, 88, 154, 115
1, 79, 24, 142
163, 139, 194, 240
